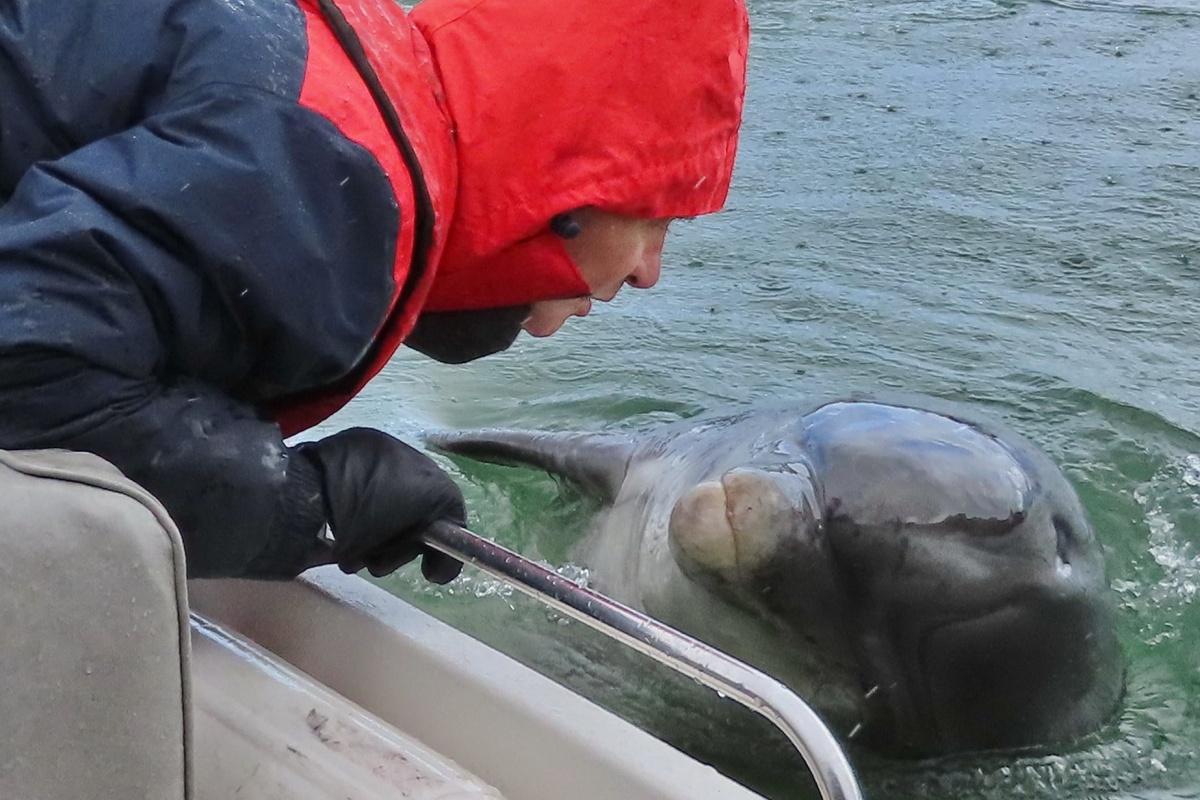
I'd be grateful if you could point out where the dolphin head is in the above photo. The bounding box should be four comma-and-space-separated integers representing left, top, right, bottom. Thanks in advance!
667, 401, 1124, 756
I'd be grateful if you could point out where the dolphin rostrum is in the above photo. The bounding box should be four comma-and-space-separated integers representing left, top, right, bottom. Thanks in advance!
427, 395, 1124, 757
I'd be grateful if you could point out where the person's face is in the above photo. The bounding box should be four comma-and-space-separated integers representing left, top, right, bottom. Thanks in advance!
522, 208, 671, 337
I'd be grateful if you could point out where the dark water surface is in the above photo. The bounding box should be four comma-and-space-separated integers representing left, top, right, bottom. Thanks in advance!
310, 0, 1200, 797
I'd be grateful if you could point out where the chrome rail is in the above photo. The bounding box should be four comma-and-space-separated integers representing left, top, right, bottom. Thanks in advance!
423, 520, 864, 800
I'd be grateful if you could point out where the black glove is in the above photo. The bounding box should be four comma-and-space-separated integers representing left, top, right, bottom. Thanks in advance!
301, 427, 465, 583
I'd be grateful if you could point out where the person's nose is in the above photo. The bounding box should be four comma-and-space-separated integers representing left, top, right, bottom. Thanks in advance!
625, 249, 662, 289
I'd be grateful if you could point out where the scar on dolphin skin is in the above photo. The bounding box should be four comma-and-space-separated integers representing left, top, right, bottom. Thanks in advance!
427, 394, 1125, 757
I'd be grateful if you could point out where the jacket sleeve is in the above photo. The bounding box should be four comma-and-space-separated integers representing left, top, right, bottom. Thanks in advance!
0, 82, 400, 397
0, 88, 394, 575
0, 349, 327, 578
0, 2, 404, 577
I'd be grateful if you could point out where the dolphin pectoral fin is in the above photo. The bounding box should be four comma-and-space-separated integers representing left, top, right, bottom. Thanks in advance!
669, 468, 822, 584
424, 429, 636, 503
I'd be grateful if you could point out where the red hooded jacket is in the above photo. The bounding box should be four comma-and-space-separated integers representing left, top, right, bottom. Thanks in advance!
278, 0, 749, 434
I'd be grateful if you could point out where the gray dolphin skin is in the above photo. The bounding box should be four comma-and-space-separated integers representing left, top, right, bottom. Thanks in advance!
427, 395, 1125, 757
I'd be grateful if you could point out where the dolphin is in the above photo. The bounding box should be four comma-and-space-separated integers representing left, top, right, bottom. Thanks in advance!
427, 395, 1124, 757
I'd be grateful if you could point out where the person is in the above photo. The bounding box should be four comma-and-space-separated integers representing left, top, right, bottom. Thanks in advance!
0, 0, 749, 582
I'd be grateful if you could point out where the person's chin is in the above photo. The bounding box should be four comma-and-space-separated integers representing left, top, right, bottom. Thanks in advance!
521, 323, 559, 338
521, 314, 568, 337
523, 299, 591, 337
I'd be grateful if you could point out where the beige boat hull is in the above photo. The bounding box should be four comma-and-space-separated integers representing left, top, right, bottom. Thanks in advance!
191, 571, 766, 800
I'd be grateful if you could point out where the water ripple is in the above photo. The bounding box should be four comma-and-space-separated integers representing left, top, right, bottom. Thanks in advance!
1035, 0, 1200, 16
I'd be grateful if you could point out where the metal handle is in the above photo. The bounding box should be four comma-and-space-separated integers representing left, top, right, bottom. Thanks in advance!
423, 520, 864, 800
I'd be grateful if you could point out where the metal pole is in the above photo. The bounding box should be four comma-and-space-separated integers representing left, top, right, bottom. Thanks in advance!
423, 520, 864, 800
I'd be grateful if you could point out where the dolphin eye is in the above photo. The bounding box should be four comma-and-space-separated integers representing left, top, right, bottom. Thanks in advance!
1052, 514, 1074, 566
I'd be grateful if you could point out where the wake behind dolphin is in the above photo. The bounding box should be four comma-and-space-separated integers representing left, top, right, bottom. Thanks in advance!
427, 395, 1124, 757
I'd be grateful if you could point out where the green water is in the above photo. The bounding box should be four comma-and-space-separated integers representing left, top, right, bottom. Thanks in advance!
308, 0, 1200, 796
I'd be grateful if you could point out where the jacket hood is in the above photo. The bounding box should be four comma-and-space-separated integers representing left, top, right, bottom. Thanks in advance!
410, 0, 749, 312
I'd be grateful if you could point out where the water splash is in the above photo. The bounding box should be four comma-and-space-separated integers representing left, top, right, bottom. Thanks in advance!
1123, 454, 1200, 627
413, 560, 593, 619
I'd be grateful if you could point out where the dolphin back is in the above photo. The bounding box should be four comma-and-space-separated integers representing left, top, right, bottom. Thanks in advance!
425, 428, 637, 503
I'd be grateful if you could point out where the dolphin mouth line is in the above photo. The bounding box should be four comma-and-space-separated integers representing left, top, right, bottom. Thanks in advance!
861, 510, 1028, 538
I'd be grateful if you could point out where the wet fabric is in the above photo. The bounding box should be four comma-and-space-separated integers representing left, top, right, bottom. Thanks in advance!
0, 0, 380, 575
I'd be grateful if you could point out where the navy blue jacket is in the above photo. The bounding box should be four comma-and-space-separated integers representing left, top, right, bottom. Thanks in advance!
0, 0, 401, 576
